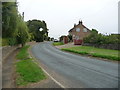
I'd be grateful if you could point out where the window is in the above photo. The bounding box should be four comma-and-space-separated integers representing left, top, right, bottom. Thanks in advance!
75, 36, 80, 40
76, 28, 80, 32
83, 28, 87, 32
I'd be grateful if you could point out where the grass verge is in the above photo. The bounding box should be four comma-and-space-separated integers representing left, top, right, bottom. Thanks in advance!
53, 42, 64, 46
16, 45, 29, 60
61, 46, 120, 61
16, 45, 46, 86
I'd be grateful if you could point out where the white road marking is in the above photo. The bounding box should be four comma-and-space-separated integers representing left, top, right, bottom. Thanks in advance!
30, 46, 65, 88
38, 64, 65, 88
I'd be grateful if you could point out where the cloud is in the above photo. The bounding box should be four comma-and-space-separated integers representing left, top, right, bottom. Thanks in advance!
17, 0, 119, 39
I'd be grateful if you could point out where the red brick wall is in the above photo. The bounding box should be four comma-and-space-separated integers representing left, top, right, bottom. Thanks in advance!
69, 24, 91, 40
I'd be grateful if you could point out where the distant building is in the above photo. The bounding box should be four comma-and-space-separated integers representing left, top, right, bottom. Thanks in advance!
59, 35, 68, 44
68, 21, 91, 45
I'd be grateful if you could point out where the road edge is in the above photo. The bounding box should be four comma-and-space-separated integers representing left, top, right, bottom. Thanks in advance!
28, 43, 65, 88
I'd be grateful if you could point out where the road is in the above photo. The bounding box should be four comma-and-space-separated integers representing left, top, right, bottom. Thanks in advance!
31, 42, 119, 88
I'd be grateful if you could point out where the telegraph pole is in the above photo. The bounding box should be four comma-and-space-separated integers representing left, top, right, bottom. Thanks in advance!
22, 12, 24, 20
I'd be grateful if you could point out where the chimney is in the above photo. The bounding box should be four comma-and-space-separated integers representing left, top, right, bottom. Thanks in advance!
74, 23, 76, 27
79, 20, 83, 25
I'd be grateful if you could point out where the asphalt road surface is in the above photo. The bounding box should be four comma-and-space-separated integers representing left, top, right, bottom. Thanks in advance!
31, 42, 119, 88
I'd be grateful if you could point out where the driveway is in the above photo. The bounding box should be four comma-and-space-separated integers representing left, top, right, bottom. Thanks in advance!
31, 42, 119, 88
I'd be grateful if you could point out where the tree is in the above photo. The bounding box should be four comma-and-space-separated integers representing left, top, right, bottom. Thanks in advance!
2, 2, 18, 38
83, 29, 99, 44
16, 16, 30, 47
67, 34, 72, 42
83, 29, 120, 45
27, 20, 49, 42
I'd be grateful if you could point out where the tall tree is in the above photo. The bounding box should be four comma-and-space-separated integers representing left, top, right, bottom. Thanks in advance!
2, 2, 30, 46
27, 19, 49, 42
2, 2, 18, 38
16, 15, 30, 46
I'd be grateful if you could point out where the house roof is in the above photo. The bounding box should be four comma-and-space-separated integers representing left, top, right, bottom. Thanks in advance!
68, 21, 90, 32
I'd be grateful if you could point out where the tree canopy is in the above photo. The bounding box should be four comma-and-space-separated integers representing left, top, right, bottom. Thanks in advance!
27, 20, 49, 42
2, 2, 30, 46
2, 2, 49, 46
83, 29, 120, 45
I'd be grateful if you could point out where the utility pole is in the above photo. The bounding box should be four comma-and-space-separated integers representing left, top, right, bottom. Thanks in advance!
22, 12, 24, 20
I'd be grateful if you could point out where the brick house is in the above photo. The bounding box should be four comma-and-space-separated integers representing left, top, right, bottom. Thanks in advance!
68, 21, 91, 45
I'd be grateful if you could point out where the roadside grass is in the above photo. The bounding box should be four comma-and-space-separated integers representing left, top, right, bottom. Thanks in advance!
53, 42, 64, 46
16, 45, 46, 86
16, 45, 29, 60
61, 46, 120, 61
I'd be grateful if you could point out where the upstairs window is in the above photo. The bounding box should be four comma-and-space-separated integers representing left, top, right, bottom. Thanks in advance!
76, 28, 80, 32
83, 28, 87, 32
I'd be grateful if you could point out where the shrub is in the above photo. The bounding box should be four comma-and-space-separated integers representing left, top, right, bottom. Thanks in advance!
83, 29, 120, 45
8, 38, 17, 46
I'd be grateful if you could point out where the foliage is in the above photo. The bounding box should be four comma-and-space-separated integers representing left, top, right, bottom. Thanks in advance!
16, 45, 46, 86
83, 29, 120, 45
61, 46, 120, 61
27, 20, 49, 42
2, 2, 30, 46
67, 35, 72, 42
47, 37, 51, 41
2, 2, 18, 38
8, 38, 17, 46
16, 16, 30, 46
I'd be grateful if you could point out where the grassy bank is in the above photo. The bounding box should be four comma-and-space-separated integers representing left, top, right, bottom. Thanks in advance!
16, 45, 46, 86
61, 46, 120, 61
53, 42, 64, 46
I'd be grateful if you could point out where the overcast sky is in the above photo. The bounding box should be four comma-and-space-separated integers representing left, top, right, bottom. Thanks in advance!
17, 0, 119, 39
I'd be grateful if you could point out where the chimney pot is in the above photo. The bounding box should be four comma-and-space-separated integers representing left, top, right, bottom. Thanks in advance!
74, 24, 76, 27
79, 20, 83, 24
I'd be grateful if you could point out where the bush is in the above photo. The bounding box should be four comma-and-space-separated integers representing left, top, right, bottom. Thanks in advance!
83, 29, 120, 45
8, 38, 17, 46
16, 16, 30, 46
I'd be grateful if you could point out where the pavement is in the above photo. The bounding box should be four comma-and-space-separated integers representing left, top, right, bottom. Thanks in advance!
2, 42, 61, 88
2, 49, 19, 88
31, 42, 119, 88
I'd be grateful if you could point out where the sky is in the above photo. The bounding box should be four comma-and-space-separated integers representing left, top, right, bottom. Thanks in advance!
17, 0, 119, 39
